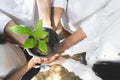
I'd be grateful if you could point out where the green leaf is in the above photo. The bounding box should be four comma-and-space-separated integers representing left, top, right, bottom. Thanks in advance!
32, 29, 49, 39
38, 40, 48, 53
44, 37, 49, 42
32, 30, 40, 39
10, 25, 32, 35
24, 38, 37, 49
33, 20, 49, 39
35, 20, 43, 31
39, 30, 49, 39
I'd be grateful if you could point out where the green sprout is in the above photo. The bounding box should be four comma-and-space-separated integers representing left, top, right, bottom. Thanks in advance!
10, 20, 49, 54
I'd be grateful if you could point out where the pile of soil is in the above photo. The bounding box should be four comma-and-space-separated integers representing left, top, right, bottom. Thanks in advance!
32, 64, 82, 80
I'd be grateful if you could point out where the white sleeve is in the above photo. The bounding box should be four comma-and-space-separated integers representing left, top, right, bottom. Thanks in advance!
63, 3, 109, 56
0, 11, 11, 34
80, 13, 109, 38
80, 0, 118, 38
62, 59, 102, 80
52, 0, 67, 10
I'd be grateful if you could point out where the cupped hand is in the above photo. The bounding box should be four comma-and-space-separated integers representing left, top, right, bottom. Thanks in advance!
41, 53, 60, 64
28, 56, 42, 67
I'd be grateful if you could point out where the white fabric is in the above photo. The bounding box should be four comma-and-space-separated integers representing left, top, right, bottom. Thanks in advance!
0, 11, 11, 33
0, 0, 36, 78
53, 0, 120, 80
62, 59, 102, 80
0, 0, 37, 33
52, 0, 67, 10
0, 43, 26, 79
61, 0, 110, 33
0, 0, 55, 79
0, 0, 56, 34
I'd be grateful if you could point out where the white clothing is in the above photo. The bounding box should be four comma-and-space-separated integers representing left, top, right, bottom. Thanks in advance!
0, 0, 37, 33
53, 0, 120, 80
0, 0, 37, 79
0, 43, 26, 79
0, 0, 54, 34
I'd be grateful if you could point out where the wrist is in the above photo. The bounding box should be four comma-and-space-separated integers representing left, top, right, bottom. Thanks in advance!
28, 57, 41, 68
27, 60, 36, 68
42, 21, 53, 29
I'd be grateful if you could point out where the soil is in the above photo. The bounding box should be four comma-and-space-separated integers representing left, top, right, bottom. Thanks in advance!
32, 64, 82, 80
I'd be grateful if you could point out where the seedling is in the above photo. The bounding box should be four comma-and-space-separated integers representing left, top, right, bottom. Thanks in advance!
10, 20, 49, 55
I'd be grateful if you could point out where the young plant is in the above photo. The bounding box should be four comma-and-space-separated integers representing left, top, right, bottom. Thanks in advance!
10, 20, 49, 55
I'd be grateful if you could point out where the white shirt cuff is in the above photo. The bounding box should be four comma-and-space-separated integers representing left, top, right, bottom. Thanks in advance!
0, 12, 11, 33
52, 0, 67, 10
42, 22, 53, 29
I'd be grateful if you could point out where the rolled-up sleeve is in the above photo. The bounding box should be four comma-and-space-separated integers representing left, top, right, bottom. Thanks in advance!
52, 0, 67, 10
0, 11, 11, 34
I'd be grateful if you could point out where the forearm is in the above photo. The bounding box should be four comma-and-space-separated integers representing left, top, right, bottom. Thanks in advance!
57, 28, 87, 54
4, 20, 28, 46
4, 63, 32, 80
4, 57, 40, 80
36, 0, 52, 26
62, 28, 71, 38
51, 7, 64, 30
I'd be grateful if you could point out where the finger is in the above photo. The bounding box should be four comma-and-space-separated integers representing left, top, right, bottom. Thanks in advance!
40, 58, 49, 64
40, 58, 45, 63
48, 55, 58, 63
31, 56, 41, 64
35, 58, 41, 63
54, 53, 60, 58
52, 53, 60, 59
43, 58, 49, 64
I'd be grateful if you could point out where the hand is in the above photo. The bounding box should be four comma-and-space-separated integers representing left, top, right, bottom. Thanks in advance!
41, 53, 60, 64
28, 56, 41, 67
48, 56, 68, 66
